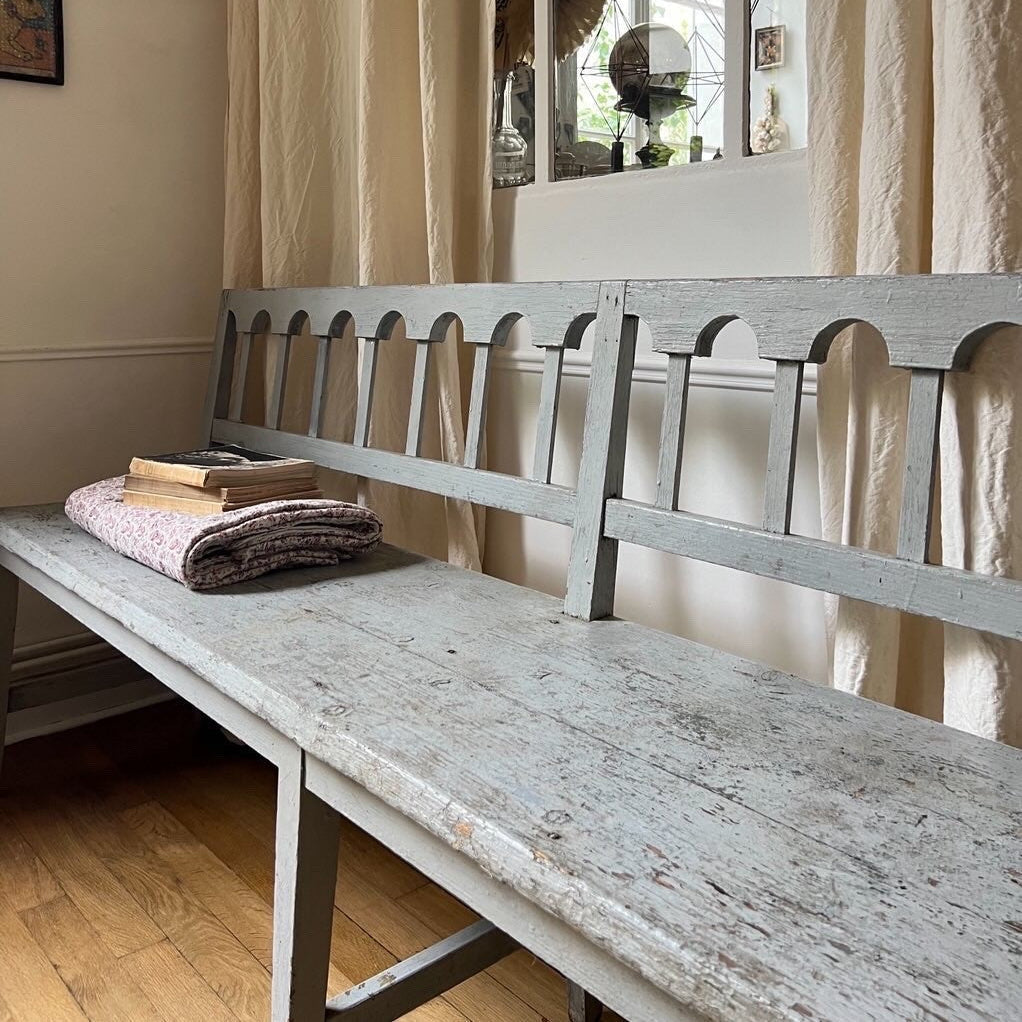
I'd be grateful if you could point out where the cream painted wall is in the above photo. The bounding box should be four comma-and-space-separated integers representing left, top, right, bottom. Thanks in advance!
0, 0, 226, 348
486, 150, 830, 684
0, 0, 226, 652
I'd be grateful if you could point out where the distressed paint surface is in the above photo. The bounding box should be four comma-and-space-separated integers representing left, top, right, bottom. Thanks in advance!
223, 282, 600, 346
604, 501, 1022, 640
0, 510, 1018, 1022
625, 274, 1022, 368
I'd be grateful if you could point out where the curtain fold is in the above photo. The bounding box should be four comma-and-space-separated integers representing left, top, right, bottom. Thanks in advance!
809, 0, 1022, 744
224, 0, 494, 568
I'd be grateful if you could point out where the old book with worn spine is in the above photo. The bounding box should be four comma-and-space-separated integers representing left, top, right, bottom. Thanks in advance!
121, 488, 324, 516
128, 445, 314, 488
123, 474, 321, 503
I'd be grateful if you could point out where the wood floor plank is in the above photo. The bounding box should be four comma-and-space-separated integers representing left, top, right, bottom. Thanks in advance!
148, 770, 470, 1020
119, 940, 240, 1022
62, 795, 270, 1022
140, 771, 271, 899
123, 798, 356, 997
21, 894, 165, 1022
78, 737, 156, 811
0, 808, 62, 912
338, 819, 433, 900
198, 759, 431, 899
0, 722, 101, 796
0, 706, 564, 1022
324, 894, 399, 988
0, 893, 89, 1022
123, 801, 276, 968
12, 798, 164, 957
142, 771, 403, 990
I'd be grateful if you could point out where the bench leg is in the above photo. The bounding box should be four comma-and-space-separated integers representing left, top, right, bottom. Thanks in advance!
272, 749, 341, 1022
568, 981, 603, 1022
0, 569, 17, 779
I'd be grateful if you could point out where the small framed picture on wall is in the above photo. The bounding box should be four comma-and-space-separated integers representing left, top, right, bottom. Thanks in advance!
754, 25, 785, 71
1, 0, 64, 85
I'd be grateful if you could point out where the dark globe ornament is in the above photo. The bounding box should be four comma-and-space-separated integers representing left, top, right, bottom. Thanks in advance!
608, 22, 692, 124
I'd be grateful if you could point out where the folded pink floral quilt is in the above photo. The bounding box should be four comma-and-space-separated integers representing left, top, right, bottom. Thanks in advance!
65, 477, 382, 590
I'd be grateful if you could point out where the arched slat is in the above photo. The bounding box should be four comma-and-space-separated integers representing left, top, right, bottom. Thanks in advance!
897, 369, 944, 563
531, 346, 565, 484
353, 339, 379, 448
267, 336, 293, 431
228, 333, 253, 423
624, 275, 1022, 369
463, 344, 493, 470
405, 341, 434, 457
762, 361, 805, 534
224, 282, 603, 346
654, 354, 692, 511
307, 337, 331, 439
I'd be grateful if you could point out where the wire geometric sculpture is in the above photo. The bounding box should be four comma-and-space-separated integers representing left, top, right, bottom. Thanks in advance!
576, 0, 726, 169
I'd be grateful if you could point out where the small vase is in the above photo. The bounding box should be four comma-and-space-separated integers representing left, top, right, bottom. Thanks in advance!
492, 70, 529, 188
636, 119, 676, 169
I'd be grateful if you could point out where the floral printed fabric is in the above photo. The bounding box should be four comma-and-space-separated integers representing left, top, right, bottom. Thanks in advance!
65, 477, 383, 590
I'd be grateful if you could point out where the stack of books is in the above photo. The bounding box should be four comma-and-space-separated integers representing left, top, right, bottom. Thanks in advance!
122, 445, 321, 515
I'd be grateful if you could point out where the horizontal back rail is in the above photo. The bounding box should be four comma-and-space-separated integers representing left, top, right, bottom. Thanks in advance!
605, 501, 1022, 640
212, 419, 577, 526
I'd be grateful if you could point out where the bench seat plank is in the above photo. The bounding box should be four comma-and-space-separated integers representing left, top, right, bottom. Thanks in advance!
0, 506, 1019, 1022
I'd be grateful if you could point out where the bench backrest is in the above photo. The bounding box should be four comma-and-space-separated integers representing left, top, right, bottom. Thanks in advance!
200, 281, 609, 581
569, 274, 1022, 638
200, 276, 1022, 641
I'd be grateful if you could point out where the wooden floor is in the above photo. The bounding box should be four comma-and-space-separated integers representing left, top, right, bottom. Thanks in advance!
0, 702, 624, 1022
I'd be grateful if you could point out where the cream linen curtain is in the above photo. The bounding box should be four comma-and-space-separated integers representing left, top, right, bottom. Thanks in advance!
224, 0, 494, 568
809, 1, 1022, 745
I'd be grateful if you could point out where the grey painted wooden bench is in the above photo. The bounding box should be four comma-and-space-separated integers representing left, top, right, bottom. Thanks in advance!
1, 276, 1020, 1022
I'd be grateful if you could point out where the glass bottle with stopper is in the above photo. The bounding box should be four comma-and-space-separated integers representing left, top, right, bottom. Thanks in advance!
492, 69, 529, 188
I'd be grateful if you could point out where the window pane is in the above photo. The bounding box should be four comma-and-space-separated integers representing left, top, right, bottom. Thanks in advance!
748, 0, 807, 155
554, 0, 726, 180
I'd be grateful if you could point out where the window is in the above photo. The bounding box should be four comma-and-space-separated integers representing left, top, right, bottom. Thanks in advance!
555, 0, 726, 176
493, 0, 807, 188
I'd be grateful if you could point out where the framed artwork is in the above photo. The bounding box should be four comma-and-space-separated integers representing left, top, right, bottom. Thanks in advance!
754, 24, 785, 71
0, 0, 63, 85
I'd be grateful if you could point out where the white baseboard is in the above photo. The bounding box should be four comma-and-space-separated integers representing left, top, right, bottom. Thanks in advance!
6, 633, 172, 745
